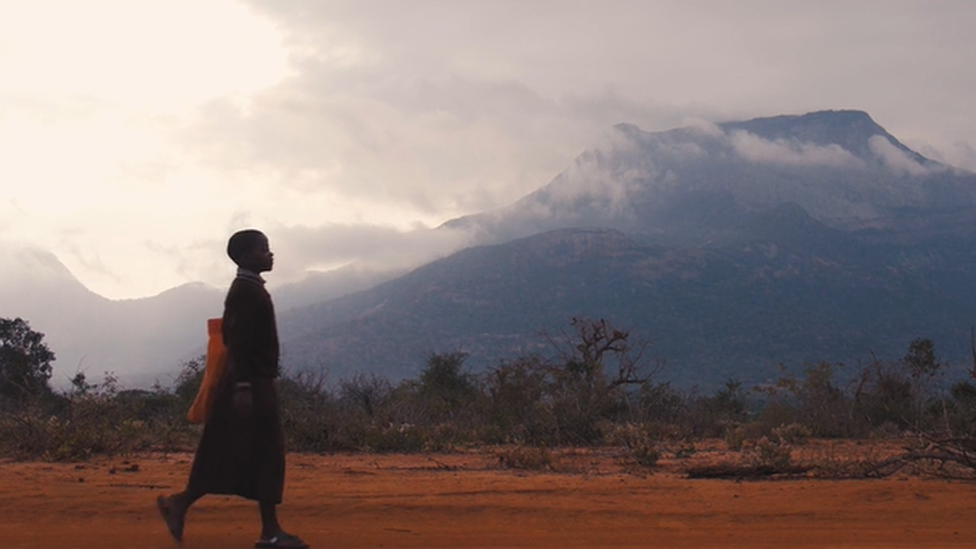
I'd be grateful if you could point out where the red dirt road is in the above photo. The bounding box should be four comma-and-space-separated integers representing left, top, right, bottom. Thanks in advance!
2, 450, 976, 548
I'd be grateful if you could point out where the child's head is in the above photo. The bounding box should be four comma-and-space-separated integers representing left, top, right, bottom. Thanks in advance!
227, 229, 274, 272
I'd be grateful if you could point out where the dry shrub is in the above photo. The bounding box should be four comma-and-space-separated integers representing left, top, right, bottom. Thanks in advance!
0, 394, 170, 461
802, 441, 884, 478
630, 444, 660, 467
724, 425, 747, 451
602, 422, 660, 467
355, 423, 427, 453
494, 444, 555, 470
749, 436, 793, 469
372, 423, 428, 453
772, 422, 812, 445
424, 422, 476, 452
278, 372, 337, 453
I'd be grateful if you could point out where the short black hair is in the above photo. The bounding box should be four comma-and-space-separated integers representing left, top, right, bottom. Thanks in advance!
226, 229, 266, 265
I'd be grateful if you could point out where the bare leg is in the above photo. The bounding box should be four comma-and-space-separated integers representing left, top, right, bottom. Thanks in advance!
259, 501, 282, 539
157, 490, 202, 543
257, 503, 308, 547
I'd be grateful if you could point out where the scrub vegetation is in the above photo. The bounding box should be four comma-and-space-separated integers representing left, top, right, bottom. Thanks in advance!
4, 315, 976, 479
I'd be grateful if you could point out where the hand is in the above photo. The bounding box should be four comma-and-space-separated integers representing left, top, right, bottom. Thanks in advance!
232, 384, 253, 419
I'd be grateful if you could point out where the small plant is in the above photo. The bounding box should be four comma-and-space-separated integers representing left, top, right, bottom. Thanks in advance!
630, 444, 660, 467
772, 422, 811, 445
751, 436, 792, 469
724, 425, 747, 451
674, 442, 696, 459
603, 422, 660, 467
366, 423, 427, 453
869, 421, 902, 440
424, 422, 471, 452
495, 444, 554, 470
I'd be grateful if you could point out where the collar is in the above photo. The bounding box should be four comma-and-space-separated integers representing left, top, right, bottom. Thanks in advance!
236, 267, 266, 285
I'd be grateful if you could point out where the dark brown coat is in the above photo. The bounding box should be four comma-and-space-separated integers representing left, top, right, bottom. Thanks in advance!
186, 275, 285, 503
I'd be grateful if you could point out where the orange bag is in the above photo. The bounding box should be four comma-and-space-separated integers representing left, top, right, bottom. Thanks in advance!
187, 318, 228, 424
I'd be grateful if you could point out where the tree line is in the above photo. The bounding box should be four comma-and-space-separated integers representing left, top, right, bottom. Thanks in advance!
3, 315, 976, 469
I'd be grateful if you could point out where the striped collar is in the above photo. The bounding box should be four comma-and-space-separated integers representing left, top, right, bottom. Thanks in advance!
235, 268, 266, 285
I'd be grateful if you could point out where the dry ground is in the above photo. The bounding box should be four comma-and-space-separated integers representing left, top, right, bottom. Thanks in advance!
2, 441, 976, 548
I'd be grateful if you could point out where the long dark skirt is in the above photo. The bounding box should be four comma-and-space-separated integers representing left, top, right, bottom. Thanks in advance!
186, 368, 285, 503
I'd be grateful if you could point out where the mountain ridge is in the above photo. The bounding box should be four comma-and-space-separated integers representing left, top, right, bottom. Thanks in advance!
445, 109, 976, 244
7, 109, 976, 389
278, 218, 976, 389
275, 110, 976, 388
0, 244, 389, 386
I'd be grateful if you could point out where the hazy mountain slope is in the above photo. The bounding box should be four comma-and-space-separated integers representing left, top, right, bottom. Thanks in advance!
278, 215, 976, 389
9, 110, 976, 390
273, 265, 403, 312
0, 243, 410, 387
446, 110, 976, 242
278, 110, 976, 389
0, 245, 225, 386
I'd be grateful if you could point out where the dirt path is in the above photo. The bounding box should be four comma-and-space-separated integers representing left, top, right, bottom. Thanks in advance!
2, 451, 976, 548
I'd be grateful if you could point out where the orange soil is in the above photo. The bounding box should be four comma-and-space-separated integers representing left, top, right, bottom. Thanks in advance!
2, 445, 976, 549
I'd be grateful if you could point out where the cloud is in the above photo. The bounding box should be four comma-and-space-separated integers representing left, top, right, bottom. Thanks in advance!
267, 222, 472, 281
5, 0, 976, 300
945, 141, 976, 173
908, 139, 976, 173
681, 118, 725, 138
729, 130, 865, 168
136, 219, 474, 292
868, 135, 932, 176
180, 74, 702, 232
0, 199, 21, 234
179, 2, 730, 234
544, 153, 656, 214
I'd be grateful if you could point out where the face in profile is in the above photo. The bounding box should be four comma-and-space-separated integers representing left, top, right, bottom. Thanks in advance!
245, 234, 274, 273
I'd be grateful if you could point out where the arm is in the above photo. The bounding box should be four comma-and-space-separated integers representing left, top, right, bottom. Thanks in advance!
222, 284, 261, 384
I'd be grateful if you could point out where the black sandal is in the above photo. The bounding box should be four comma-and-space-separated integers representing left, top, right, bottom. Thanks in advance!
255, 532, 310, 548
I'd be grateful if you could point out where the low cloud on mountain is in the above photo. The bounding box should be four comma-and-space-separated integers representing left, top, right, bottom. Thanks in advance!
146, 221, 474, 289
269, 222, 471, 281
868, 135, 938, 176
728, 130, 865, 168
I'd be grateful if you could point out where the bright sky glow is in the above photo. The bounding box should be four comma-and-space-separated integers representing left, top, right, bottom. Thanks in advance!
0, 0, 294, 296
2, 0, 975, 299
0, 0, 289, 106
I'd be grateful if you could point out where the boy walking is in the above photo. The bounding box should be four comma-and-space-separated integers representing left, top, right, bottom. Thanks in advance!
158, 229, 308, 549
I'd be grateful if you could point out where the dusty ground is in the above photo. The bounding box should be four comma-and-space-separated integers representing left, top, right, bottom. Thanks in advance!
3, 442, 976, 548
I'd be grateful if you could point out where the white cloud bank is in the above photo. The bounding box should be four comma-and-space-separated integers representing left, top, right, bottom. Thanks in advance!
729, 131, 865, 168
868, 135, 937, 176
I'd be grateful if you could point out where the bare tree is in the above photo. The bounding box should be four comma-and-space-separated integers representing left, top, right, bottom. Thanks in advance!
545, 317, 662, 389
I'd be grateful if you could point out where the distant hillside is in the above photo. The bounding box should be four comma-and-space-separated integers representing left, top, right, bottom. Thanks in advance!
278, 110, 976, 389
0, 245, 224, 386
9, 110, 976, 390
277, 218, 976, 389
0, 245, 392, 387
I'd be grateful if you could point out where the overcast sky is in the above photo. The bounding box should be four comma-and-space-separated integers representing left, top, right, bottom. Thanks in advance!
2, 0, 975, 299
